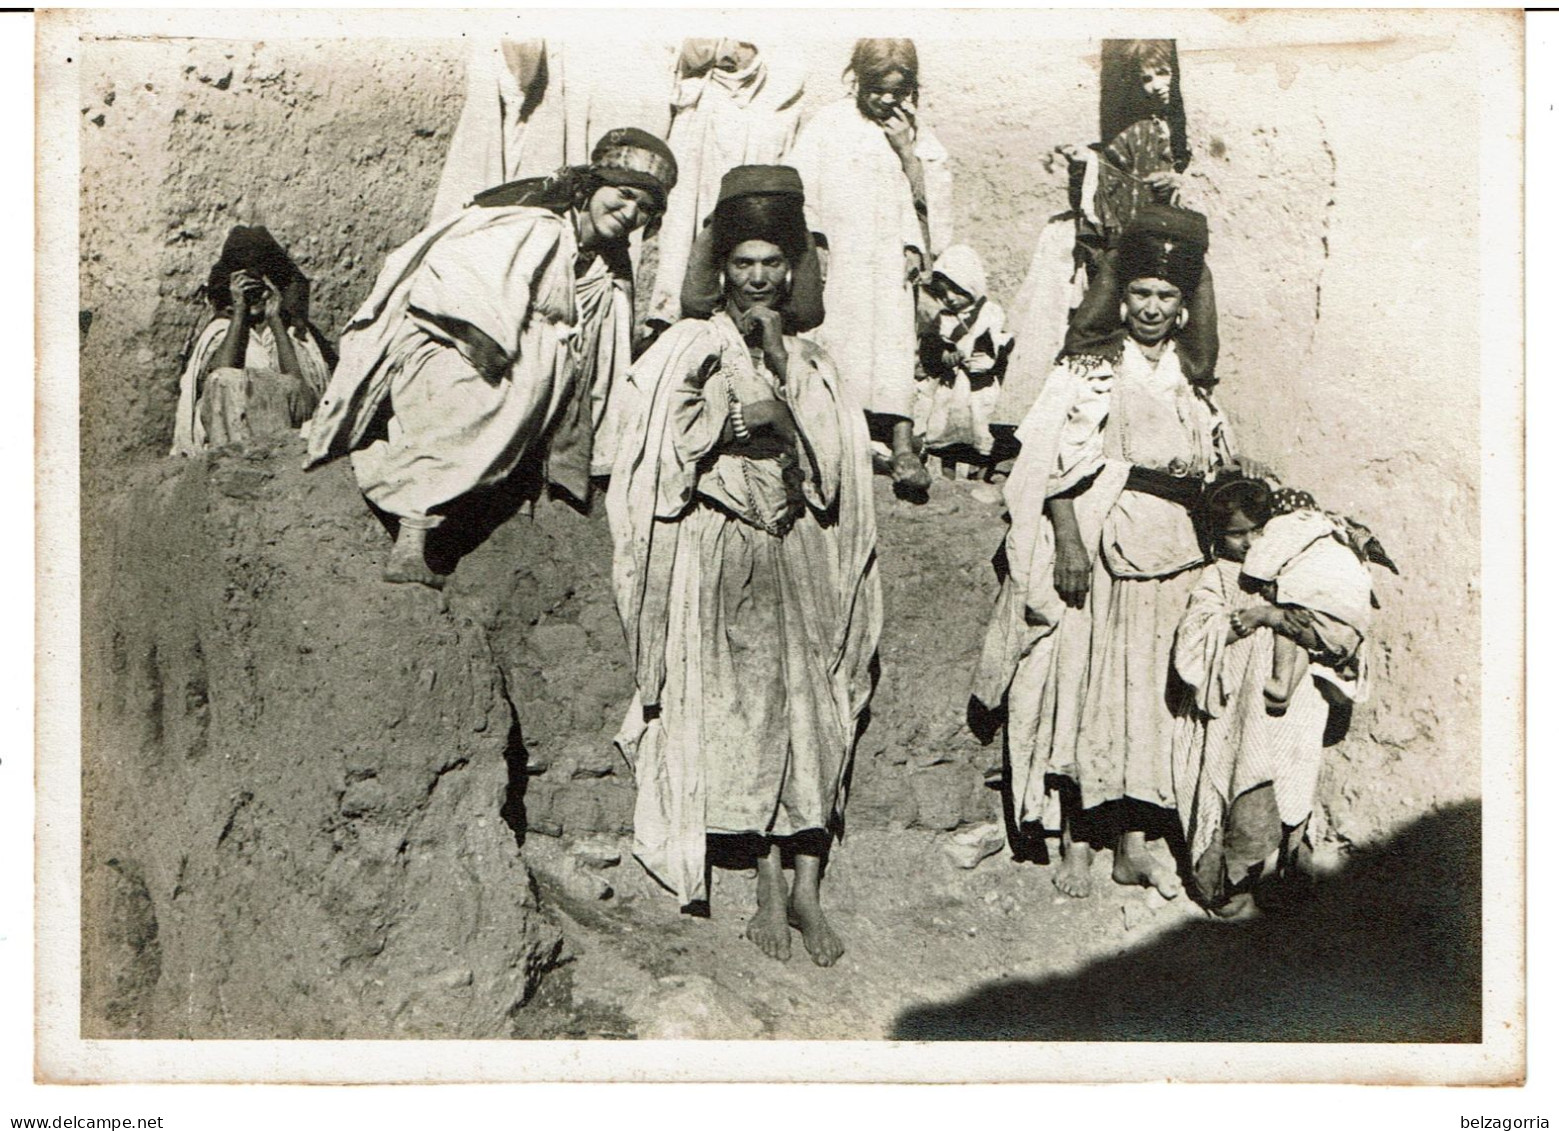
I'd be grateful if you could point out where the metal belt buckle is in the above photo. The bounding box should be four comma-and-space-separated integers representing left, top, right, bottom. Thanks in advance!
1167, 458, 1190, 479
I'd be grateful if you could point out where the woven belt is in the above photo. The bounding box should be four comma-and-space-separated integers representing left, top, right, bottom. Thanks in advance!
1124, 465, 1204, 510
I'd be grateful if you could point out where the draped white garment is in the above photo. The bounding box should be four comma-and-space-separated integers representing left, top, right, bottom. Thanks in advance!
431, 39, 675, 224
171, 319, 330, 456
608, 312, 881, 906
790, 98, 953, 420
647, 42, 804, 326
305, 205, 582, 526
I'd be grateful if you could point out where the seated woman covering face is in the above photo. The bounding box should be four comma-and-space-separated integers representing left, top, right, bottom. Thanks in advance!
974, 205, 1268, 902
305, 128, 677, 588
171, 225, 332, 456
608, 165, 882, 967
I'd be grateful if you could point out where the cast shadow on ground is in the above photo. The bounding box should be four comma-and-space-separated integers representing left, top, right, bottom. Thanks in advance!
891, 800, 1482, 1043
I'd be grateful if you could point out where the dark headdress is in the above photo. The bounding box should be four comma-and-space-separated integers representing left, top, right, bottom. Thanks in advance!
678, 164, 825, 333
470, 126, 678, 218
1117, 203, 1208, 297
1099, 38, 1190, 173
1061, 205, 1218, 384
710, 164, 810, 264
587, 127, 679, 212
204, 225, 309, 327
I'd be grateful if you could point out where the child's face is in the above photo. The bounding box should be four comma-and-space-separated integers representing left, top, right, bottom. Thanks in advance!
1139, 63, 1173, 108
927, 275, 975, 314
1218, 509, 1263, 562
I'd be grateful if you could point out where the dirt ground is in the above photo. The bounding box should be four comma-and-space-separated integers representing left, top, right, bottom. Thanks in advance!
513, 808, 1479, 1043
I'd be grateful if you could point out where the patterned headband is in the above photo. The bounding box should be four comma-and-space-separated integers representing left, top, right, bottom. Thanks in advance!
592, 143, 678, 197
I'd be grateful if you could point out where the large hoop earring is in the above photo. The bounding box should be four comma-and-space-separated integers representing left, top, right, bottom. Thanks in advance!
1119, 302, 1130, 324
1176, 308, 1189, 330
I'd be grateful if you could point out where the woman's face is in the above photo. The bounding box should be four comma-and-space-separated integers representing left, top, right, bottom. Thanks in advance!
858, 67, 916, 122
1123, 277, 1184, 345
1218, 509, 1263, 562
724, 239, 788, 312
1140, 63, 1173, 108
586, 184, 658, 245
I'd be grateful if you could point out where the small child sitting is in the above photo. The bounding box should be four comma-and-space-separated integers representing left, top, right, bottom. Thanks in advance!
1240, 483, 1395, 711
911, 244, 1014, 462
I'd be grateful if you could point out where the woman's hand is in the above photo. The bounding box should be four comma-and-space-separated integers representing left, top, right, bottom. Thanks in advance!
228, 270, 260, 320
1143, 170, 1183, 203
261, 279, 285, 326
742, 397, 797, 441
1275, 606, 1317, 645
880, 103, 918, 158
1053, 534, 1091, 609
735, 303, 788, 377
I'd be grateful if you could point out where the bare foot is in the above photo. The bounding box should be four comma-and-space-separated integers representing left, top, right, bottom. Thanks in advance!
787, 893, 845, 967
1053, 839, 1095, 899
745, 847, 791, 962
1112, 832, 1182, 899
745, 900, 792, 962
890, 449, 932, 495
1211, 892, 1260, 920
384, 526, 448, 589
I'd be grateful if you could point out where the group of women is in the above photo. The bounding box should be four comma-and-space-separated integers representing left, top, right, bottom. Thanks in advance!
168, 37, 1387, 962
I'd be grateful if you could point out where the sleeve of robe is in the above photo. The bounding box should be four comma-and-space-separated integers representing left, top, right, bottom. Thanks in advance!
1174, 563, 1236, 718
306, 208, 563, 468
291, 323, 332, 396
170, 317, 231, 456
607, 322, 725, 707
785, 344, 847, 516
972, 358, 1129, 708
405, 213, 564, 370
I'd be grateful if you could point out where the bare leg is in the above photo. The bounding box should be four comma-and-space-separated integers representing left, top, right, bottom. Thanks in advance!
744, 841, 791, 962
384, 525, 449, 589
1053, 807, 1096, 899
1112, 829, 1183, 899
1265, 634, 1307, 716
787, 847, 844, 967
888, 418, 931, 494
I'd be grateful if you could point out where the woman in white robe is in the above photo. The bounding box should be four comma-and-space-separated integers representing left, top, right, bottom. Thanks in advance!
974, 206, 1248, 900
171, 226, 331, 456
647, 39, 804, 330
307, 130, 678, 587
430, 39, 675, 224
789, 38, 953, 496
610, 166, 880, 966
